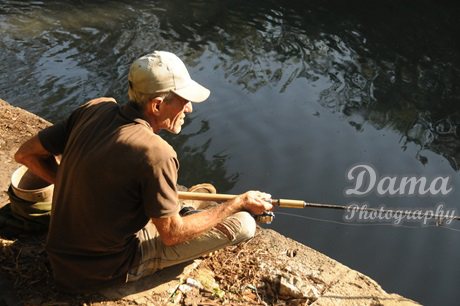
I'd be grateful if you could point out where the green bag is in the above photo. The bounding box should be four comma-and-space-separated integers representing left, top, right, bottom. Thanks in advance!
0, 185, 51, 231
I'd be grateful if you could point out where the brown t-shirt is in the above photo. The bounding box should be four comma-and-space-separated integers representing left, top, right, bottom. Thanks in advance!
38, 98, 179, 291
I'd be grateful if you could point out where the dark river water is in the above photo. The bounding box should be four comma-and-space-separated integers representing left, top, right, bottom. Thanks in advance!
1, 0, 460, 304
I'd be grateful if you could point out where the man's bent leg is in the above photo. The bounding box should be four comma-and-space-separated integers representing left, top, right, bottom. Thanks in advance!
127, 211, 256, 282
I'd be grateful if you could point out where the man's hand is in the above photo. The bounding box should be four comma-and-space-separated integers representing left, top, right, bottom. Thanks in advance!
231, 191, 273, 215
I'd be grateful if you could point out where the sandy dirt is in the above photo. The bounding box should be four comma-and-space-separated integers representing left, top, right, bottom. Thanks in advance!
0, 99, 51, 204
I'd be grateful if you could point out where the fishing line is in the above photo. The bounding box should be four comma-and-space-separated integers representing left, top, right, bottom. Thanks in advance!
275, 212, 460, 232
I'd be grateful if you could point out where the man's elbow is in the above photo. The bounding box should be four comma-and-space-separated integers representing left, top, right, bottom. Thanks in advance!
14, 135, 50, 166
151, 215, 183, 246
161, 236, 178, 246
14, 146, 36, 166
14, 149, 27, 165
159, 230, 182, 246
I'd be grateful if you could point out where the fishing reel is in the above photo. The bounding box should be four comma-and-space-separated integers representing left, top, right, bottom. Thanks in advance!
253, 211, 275, 224
252, 195, 276, 224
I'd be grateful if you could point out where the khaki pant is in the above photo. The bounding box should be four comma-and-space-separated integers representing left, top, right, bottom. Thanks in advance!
126, 211, 256, 282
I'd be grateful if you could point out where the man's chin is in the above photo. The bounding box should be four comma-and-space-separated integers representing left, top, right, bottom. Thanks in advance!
167, 127, 181, 134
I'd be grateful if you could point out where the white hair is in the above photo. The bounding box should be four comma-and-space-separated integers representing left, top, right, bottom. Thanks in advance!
128, 86, 174, 110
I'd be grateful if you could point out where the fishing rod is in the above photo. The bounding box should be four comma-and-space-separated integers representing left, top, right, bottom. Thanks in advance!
178, 192, 306, 208
178, 191, 460, 224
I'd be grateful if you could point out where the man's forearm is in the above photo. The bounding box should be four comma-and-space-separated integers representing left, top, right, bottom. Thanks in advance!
14, 135, 58, 184
152, 196, 244, 246
152, 191, 272, 246
177, 198, 243, 243
21, 155, 59, 184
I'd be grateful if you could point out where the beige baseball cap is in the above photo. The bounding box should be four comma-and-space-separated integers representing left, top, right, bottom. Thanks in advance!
128, 51, 210, 103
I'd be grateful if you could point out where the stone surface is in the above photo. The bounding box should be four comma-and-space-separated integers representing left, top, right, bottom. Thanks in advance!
100, 259, 201, 304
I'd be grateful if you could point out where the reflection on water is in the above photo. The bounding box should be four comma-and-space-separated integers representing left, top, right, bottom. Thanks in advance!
1, 0, 458, 170
1, 0, 460, 304
159, 120, 239, 193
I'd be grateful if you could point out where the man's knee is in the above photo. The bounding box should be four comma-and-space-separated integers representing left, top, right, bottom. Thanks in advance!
230, 211, 256, 243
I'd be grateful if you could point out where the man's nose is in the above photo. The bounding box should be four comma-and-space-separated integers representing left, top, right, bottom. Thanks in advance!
184, 101, 193, 113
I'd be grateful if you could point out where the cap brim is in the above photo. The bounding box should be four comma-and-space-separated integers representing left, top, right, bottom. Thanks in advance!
172, 80, 210, 103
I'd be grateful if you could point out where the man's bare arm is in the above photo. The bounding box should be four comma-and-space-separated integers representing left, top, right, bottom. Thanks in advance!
14, 135, 58, 184
151, 191, 272, 246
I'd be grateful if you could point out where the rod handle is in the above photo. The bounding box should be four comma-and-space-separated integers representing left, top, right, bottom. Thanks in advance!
177, 192, 306, 208
271, 199, 307, 208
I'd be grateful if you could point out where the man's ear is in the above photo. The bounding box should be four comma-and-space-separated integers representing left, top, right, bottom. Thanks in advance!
148, 97, 164, 115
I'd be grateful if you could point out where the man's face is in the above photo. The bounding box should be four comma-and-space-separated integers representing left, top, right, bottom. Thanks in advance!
157, 94, 193, 134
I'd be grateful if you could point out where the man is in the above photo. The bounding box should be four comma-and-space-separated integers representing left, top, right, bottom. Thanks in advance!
14, 51, 272, 292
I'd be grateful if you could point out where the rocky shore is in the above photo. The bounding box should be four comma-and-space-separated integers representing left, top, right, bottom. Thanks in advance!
0, 99, 419, 305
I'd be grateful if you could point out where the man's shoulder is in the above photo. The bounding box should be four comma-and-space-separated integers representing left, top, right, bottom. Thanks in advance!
82, 97, 118, 110
70, 97, 119, 121
142, 132, 177, 162
120, 124, 177, 162
86, 97, 117, 105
